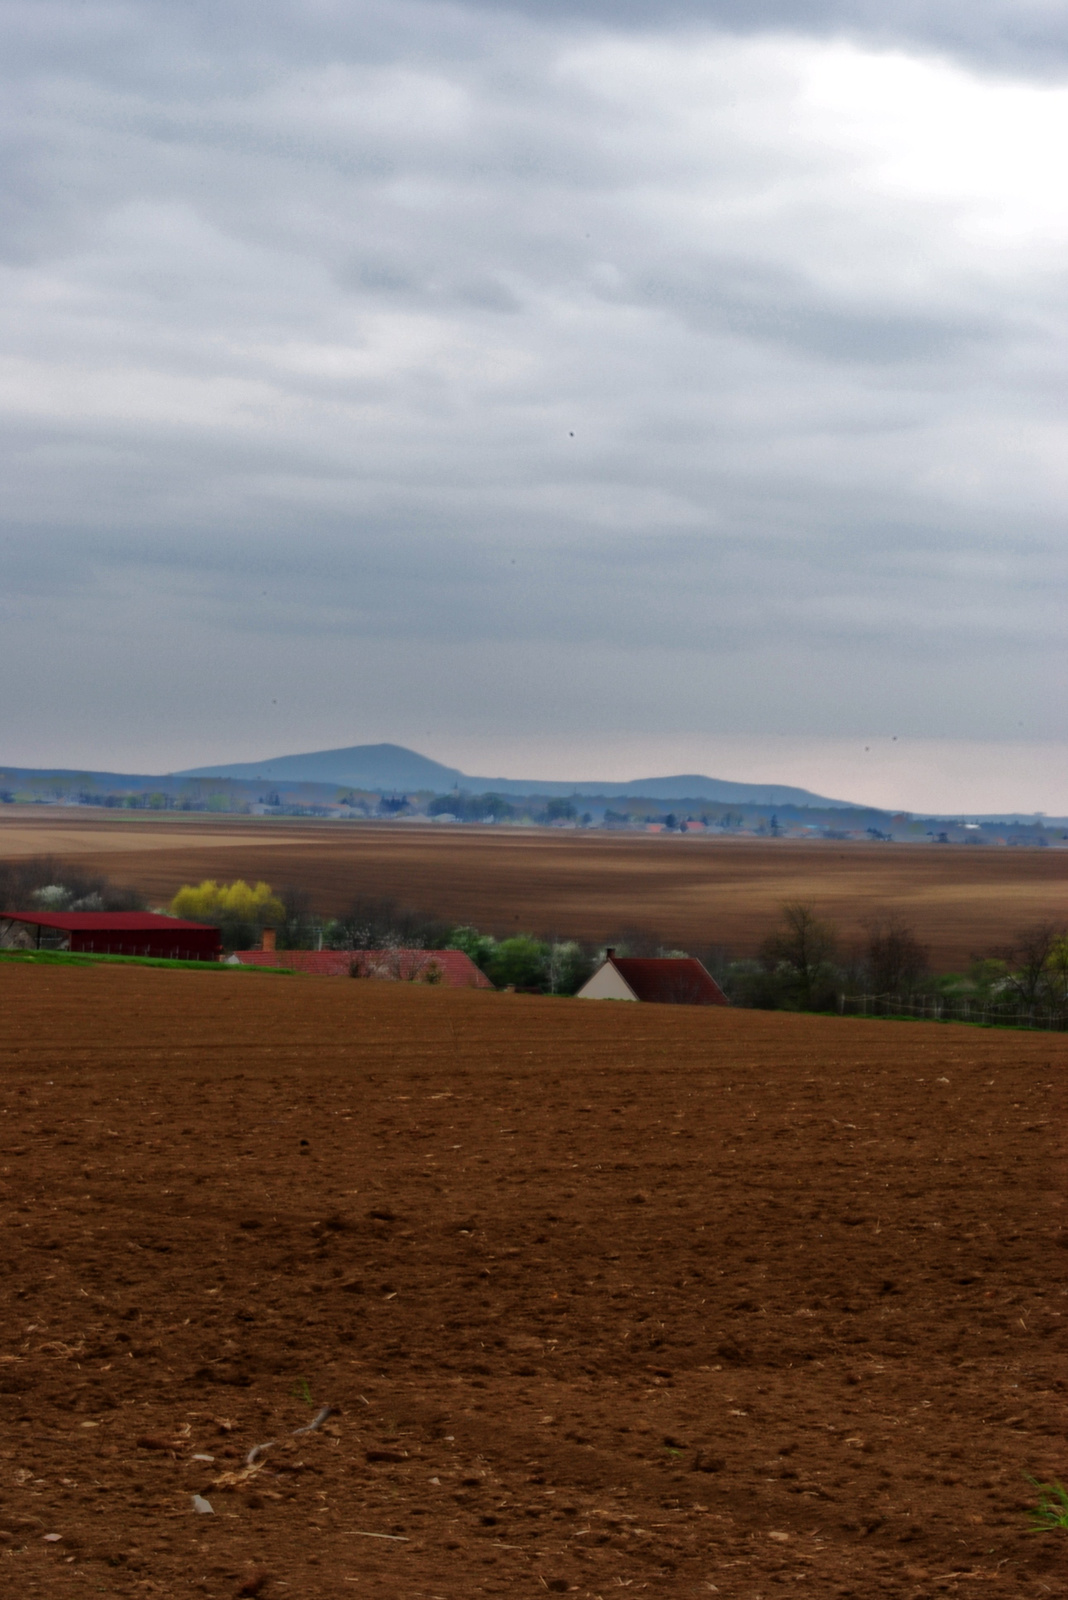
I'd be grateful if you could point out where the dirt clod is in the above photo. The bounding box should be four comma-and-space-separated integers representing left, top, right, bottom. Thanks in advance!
235, 1567, 270, 1597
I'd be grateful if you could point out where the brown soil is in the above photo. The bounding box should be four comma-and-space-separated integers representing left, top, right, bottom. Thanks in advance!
3, 812, 1067, 970
1, 963, 1066, 1599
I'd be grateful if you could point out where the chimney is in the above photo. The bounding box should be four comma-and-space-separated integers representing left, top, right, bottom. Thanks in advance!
605, 947, 616, 960
261, 927, 277, 953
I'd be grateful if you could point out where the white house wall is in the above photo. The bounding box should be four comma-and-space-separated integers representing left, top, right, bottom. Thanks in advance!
576, 962, 638, 1001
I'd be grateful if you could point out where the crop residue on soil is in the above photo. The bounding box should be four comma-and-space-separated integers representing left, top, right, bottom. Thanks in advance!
1, 964, 1066, 1598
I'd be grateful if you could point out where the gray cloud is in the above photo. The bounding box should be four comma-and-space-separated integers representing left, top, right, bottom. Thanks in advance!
463, 0, 1068, 77
2, 0, 1068, 784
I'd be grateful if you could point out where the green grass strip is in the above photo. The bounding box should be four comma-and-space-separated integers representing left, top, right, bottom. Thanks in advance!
836, 1006, 1065, 1035
0, 949, 293, 973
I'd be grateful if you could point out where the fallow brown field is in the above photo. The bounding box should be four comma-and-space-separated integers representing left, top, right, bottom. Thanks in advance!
3, 811, 1067, 969
1, 961, 1066, 1599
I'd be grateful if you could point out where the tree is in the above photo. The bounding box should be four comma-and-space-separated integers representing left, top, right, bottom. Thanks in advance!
428, 792, 515, 823
276, 886, 318, 950
447, 924, 498, 971
326, 894, 453, 951
862, 917, 929, 994
1043, 935, 1068, 1020
544, 940, 594, 995
759, 903, 839, 1010
350, 950, 445, 984
480, 794, 516, 822
0, 855, 144, 913
721, 958, 784, 1009
327, 895, 403, 950
966, 956, 1009, 1002
997, 922, 1065, 1009
486, 936, 549, 991
170, 879, 284, 951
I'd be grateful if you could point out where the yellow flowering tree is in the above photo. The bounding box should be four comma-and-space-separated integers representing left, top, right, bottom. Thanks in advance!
170, 880, 284, 949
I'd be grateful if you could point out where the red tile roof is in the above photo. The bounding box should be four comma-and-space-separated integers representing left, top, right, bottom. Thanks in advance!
0, 912, 215, 931
610, 956, 727, 1006
233, 948, 493, 988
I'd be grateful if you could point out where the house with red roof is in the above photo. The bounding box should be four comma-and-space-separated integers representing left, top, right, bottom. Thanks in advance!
231, 947, 492, 988
576, 948, 727, 1006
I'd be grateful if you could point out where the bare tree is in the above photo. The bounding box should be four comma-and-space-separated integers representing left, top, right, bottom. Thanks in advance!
277, 886, 318, 950
1042, 935, 1068, 1020
862, 916, 929, 994
329, 894, 452, 951
0, 856, 144, 912
349, 950, 445, 983
760, 903, 839, 1010
997, 922, 1065, 1009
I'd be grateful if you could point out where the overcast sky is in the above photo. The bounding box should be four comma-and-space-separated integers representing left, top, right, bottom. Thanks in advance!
2, 0, 1067, 812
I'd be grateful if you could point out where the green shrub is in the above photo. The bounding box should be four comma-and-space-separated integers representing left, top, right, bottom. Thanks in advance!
486, 935, 549, 991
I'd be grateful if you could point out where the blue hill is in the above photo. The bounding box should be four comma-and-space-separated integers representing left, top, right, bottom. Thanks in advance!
177, 742, 856, 807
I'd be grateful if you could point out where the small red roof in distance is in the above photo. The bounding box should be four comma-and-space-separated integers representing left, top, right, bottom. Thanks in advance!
234, 949, 494, 989
611, 956, 728, 1006
0, 912, 216, 931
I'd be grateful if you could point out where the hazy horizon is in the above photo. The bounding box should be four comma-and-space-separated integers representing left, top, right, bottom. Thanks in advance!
3, 2, 1066, 815
3, 732, 1065, 816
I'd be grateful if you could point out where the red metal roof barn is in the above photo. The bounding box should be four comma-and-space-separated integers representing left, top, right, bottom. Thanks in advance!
0, 912, 222, 962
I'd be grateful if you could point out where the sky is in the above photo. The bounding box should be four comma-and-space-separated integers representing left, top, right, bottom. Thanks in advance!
2, 0, 1067, 814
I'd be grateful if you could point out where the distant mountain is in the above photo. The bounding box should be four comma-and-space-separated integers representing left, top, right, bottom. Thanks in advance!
177, 742, 465, 791
5, 749, 1066, 824
176, 742, 857, 808
0, 766, 177, 789
473, 772, 855, 805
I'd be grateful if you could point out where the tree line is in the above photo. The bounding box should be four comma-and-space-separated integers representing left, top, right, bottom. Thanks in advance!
0, 856, 146, 914
4, 858, 1067, 1017
728, 903, 1068, 1021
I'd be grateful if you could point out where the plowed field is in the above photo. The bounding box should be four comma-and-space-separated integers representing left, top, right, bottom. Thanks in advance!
3, 812, 1067, 969
1, 963, 1066, 1599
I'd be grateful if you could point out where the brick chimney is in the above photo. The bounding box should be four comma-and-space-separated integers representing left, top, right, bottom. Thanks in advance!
261, 927, 277, 953
605, 947, 616, 960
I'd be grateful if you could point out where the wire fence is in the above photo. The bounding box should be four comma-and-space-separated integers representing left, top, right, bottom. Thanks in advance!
838, 993, 1068, 1031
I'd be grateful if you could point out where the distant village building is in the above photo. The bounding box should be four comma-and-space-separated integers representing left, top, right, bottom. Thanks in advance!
0, 911, 221, 961
577, 949, 728, 1006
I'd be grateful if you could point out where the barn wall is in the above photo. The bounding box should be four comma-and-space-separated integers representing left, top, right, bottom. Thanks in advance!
67, 931, 221, 961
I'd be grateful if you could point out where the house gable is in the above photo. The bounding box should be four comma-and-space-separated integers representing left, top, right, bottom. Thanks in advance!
577, 952, 728, 1006
576, 961, 639, 1001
